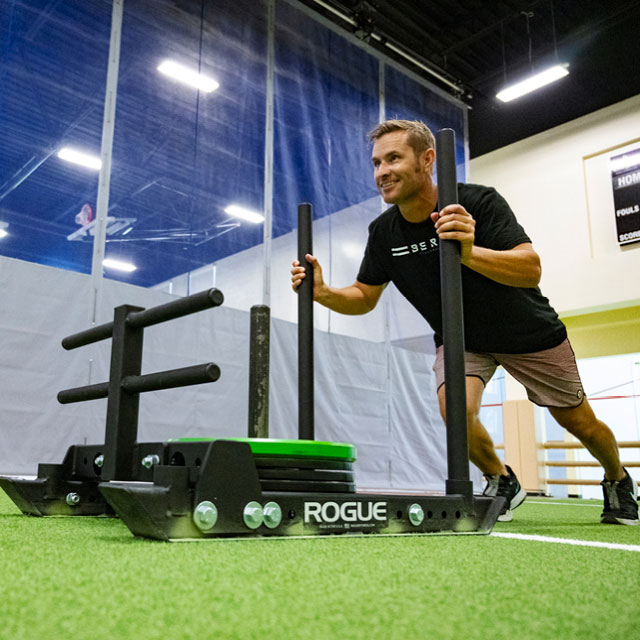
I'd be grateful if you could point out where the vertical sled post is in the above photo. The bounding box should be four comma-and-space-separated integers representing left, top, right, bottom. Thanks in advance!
297, 203, 314, 440
248, 304, 271, 438
436, 128, 473, 504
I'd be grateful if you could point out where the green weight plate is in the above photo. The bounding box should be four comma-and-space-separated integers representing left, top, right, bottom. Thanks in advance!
258, 468, 354, 482
260, 479, 357, 493
253, 457, 353, 471
168, 438, 356, 462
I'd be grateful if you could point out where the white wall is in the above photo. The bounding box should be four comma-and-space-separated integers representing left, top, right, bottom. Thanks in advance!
470, 94, 640, 316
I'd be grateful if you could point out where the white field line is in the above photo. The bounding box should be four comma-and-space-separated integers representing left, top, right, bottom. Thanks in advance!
492, 531, 640, 552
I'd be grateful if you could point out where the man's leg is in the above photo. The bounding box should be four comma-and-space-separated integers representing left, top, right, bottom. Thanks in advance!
437, 375, 526, 521
548, 400, 624, 482
550, 401, 640, 525
497, 338, 638, 525
437, 376, 505, 476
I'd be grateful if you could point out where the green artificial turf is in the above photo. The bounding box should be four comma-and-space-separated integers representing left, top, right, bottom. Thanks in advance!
495, 498, 640, 545
0, 491, 638, 640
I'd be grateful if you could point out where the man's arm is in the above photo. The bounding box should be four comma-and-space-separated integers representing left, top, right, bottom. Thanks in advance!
461, 242, 541, 288
291, 254, 387, 314
431, 205, 542, 288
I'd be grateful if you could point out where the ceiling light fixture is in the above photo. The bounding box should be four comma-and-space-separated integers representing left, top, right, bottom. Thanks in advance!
57, 147, 102, 170
224, 204, 264, 224
157, 59, 219, 93
496, 63, 569, 102
103, 258, 137, 272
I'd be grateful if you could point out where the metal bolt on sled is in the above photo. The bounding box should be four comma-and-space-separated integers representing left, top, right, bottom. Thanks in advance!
193, 501, 218, 532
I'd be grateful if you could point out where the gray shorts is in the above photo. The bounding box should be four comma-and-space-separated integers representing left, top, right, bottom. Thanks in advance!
433, 338, 585, 408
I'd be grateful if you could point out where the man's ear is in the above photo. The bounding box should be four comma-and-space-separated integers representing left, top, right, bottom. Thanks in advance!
422, 148, 435, 173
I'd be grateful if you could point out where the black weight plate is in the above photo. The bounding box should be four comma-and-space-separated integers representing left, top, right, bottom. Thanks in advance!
259, 479, 356, 493
253, 456, 353, 471
258, 468, 354, 482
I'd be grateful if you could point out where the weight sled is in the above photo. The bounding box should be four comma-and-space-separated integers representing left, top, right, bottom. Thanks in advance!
99, 439, 504, 540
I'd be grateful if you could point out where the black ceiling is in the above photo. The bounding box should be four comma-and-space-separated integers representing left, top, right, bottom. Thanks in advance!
299, 0, 640, 157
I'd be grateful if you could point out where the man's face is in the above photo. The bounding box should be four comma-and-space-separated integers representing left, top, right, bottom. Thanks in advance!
371, 131, 432, 205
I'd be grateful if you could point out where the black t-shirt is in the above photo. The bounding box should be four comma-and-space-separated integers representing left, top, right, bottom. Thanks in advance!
357, 183, 567, 353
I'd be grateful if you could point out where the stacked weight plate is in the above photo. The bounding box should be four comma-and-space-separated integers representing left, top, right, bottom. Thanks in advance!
168, 438, 357, 493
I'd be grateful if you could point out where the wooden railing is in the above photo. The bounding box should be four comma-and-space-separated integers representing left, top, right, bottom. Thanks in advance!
494, 440, 640, 487
540, 440, 640, 485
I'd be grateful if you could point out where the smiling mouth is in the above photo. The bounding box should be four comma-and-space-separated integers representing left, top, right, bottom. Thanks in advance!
379, 180, 397, 190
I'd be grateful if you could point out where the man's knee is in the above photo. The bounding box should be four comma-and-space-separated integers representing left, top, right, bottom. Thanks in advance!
438, 376, 484, 424
466, 404, 482, 427
549, 401, 598, 438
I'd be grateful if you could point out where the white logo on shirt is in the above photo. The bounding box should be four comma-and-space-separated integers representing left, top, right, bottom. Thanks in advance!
391, 238, 438, 257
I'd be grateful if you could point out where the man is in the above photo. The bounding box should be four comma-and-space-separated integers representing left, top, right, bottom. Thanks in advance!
291, 119, 638, 525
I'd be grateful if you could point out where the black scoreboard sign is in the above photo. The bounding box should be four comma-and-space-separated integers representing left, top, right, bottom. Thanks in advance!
611, 148, 640, 246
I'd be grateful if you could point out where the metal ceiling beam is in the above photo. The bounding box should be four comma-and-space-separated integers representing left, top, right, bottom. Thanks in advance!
306, 0, 467, 95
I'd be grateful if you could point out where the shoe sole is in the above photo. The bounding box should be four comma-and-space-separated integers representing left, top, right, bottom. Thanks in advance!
509, 486, 527, 512
497, 487, 527, 522
600, 514, 639, 526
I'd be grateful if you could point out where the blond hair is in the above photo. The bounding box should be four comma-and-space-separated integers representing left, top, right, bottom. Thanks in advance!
368, 119, 435, 156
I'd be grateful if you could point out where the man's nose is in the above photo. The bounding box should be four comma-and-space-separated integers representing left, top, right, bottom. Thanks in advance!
375, 163, 388, 179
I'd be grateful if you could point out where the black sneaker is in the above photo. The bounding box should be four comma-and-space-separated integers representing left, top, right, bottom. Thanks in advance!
483, 465, 526, 522
601, 470, 639, 526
